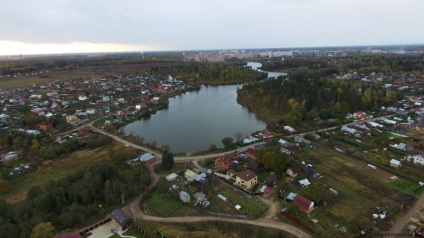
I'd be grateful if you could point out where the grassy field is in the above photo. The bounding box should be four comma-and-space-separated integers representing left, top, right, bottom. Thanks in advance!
0, 63, 165, 89
1, 146, 111, 202
389, 179, 421, 193
143, 191, 202, 217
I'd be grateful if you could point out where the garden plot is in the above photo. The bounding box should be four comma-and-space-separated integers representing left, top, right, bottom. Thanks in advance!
144, 172, 266, 218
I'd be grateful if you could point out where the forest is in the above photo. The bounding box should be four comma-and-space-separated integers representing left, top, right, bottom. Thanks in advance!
0, 162, 151, 238
260, 54, 424, 75
237, 70, 401, 126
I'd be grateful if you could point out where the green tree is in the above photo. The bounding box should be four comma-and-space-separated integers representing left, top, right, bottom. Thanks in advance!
303, 184, 323, 204
31, 222, 55, 238
221, 137, 233, 149
162, 150, 174, 170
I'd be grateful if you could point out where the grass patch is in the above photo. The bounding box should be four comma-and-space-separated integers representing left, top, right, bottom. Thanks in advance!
143, 191, 200, 217
219, 187, 266, 215
122, 228, 149, 238
389, 179, 421, 193
331, 156, 347, 163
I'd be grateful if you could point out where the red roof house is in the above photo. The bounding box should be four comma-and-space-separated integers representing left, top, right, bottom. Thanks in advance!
245, 148, 259, 159
292, 194, 314, 214
215, 154, 237, 170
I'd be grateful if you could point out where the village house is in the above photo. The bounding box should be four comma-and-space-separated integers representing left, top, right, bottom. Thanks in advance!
398, 142, 414, 152
184, 169, 197, 182
111, 209, 132, 231
139, 153, 157, 163
286, 165, 303, 179
287, 193, 315, 214
215, 154, 237, 170
353, 111, 369, 120
235, 170, 258, 190
245, 148, 259, 159
247, 161, 259, 173
39, 121, 53, 131
404, 154, 424, 166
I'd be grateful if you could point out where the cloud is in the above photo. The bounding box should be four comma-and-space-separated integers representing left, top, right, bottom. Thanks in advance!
0, 0, 423, 52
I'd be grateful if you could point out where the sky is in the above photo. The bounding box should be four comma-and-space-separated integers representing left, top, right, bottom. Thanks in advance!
0, 0, 423, 55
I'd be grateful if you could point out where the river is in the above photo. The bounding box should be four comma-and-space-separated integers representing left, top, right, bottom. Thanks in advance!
123, 84, 267, 154
246, 62, 288, 79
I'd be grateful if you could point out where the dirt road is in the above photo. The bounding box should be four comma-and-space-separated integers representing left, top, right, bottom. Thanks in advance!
390, 192, 424, 233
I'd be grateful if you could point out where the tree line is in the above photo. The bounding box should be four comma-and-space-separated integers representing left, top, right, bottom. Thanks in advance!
260, 54, 424, 75
149, 62, 267, 85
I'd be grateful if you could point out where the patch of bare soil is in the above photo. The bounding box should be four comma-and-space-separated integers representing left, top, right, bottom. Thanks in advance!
7, 191, 27, 204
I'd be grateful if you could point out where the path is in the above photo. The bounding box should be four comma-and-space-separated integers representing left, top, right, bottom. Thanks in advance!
389, 192, 424, 233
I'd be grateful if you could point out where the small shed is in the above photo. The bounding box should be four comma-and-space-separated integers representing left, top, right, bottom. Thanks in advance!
299, 179, 311, 188
390, 159, 401, 168
260, 185, 273, 195
179, 191, 190, 203
166, 173, 179, 182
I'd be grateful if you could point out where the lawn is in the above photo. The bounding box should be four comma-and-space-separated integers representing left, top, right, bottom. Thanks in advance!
143, 191, 201, 217
389, 179, 421, 193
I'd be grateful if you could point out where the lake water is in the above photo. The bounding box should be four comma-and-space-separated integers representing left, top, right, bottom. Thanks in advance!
246, 62, 288, 79
123, 85, 266, 153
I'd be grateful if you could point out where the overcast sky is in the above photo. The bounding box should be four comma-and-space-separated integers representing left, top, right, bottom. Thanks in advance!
0, 0, 423, 55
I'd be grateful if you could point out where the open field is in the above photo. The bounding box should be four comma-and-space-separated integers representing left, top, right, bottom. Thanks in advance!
0, 63, 174, 88
2, 146, 111, 203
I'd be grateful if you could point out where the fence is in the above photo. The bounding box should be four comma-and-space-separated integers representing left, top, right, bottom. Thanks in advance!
78, 217, 112, 236
281, 211, 316, 234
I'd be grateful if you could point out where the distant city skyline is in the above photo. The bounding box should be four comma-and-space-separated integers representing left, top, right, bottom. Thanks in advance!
1, 0, 423, 55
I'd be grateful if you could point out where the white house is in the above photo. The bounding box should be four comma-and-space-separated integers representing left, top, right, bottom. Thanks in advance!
404, 154, 424, 166
341, 126, 356, 135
